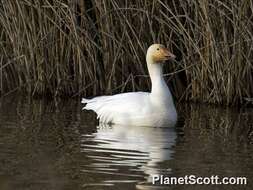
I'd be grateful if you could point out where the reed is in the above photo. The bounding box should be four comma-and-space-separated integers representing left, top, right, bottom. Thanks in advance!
0, 0, 252, 105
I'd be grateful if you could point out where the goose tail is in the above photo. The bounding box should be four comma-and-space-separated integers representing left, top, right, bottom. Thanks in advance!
81, 98, 92, 110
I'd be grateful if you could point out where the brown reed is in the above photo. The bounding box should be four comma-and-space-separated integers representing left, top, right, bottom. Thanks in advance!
0, 0, 252, 105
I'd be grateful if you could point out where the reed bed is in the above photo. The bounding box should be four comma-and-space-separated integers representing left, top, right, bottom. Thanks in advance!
0, 0, 253, 105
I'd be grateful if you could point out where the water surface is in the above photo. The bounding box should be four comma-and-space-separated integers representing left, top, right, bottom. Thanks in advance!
0, 96, 252, 190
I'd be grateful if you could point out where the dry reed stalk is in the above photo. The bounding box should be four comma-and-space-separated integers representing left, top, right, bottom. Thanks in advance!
0, 0, 252, 105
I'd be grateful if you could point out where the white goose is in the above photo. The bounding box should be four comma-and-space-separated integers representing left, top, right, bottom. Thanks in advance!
82, 44, 177, 127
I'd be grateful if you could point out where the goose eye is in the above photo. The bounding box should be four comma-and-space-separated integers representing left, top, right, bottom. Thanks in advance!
157, 48, 160, 51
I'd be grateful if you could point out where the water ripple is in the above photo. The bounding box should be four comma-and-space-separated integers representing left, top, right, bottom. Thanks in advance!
80, 124, 177, 188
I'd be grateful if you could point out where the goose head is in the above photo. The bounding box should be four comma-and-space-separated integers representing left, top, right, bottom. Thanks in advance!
146, 44, 175, 64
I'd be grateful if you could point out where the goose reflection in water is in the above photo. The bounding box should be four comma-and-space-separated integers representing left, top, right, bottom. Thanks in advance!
81, 123, 177, 189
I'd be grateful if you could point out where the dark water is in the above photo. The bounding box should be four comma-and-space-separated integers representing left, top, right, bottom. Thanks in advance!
0, 96, 252, 190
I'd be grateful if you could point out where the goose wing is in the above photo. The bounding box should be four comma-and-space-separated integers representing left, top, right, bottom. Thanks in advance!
82, 92, 150, 123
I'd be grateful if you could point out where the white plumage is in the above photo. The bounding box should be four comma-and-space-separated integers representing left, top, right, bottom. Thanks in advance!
82, 44, 177, 127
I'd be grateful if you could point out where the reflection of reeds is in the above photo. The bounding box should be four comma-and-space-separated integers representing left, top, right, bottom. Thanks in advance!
180, 103, 253, 143
0, 0, 253, 104
171, 103, 253, 179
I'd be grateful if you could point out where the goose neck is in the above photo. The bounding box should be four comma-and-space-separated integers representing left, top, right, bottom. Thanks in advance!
146, 58, 168, 95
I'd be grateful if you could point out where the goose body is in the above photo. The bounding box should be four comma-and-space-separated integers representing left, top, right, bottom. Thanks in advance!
82, 44, 177, 127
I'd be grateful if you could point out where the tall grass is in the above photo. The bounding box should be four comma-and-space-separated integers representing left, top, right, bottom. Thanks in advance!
0, 0, 253, 105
